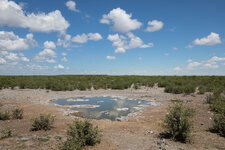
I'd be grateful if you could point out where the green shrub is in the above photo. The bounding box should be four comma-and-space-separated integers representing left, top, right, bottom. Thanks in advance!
39, 137, 50, 142
212, 113, 225, 137
12, 108, 23, 119
0, 103, 3, 107
183, 86, 195, 94
31, 114, 55, 131
0, 128, 13, 139
207, 94, 225, 115
198, 86, 206, 94
206, 94, 216, 104
0, 111, 10, 120
161, 101, 195, 142
210, 98, 225, 115
60, 119, 101, 150
60, 138, 83, 150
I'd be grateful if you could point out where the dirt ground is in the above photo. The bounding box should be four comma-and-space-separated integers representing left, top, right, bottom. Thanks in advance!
0, 87, 224, 150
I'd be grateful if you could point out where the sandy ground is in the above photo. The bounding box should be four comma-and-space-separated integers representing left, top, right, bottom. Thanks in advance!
0, 87, 225, 150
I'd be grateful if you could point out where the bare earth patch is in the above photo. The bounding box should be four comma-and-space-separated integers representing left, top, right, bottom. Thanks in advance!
0, 87, 224, 150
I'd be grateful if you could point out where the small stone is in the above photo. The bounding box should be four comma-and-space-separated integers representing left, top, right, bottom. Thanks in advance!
21, 137, 29, 141
157, 141, 161, 146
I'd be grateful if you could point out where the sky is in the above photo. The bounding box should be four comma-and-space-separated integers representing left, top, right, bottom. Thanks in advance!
0, 0, 224, 75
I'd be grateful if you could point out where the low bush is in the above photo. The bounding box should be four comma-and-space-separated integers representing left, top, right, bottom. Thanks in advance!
31, 114, 55, 131
60, 119, 101, 150
207, 94, 225, 137
161, 101, 195, 142
0, 111, 10, 120
206, 94, 216, 104
0, 103, 2, 107
0, 128, 13, 139
212, 113, 225, 137
210, 98, 225, 115
60, 138, 83, 150
12, 108, 23, 119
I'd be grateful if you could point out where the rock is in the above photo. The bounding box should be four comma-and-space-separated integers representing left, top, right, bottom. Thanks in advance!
116, 108, 129, 111
20, 137, 29, 141
115, 116, 128, 121
145, 130, 154, 135
157, 141, 161, 146
115, 117, 123, 121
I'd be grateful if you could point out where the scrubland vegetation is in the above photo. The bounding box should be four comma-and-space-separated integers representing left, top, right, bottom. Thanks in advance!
206, 92, 225, 137
161, 100, 195, 143
31, 114, 55, 131
60, 119, 101, 150
0, 75, 225, 94
0, 108, 23, 120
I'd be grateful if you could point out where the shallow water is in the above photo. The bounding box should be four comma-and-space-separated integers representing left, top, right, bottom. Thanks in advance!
50, 96, 152, 121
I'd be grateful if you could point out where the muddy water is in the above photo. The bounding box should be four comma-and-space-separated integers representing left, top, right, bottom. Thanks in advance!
50, 96, 152, 120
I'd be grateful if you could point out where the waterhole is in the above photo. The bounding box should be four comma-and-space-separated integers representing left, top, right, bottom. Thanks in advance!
50, 96, 155, 121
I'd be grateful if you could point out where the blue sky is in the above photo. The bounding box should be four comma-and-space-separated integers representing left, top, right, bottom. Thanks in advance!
0, 0, 224, 75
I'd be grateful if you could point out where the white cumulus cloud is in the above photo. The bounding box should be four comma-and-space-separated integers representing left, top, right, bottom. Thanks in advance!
5, 52, 19, 61
0, 31, 36, 51
193, 32, 221, 46
54, 64, 64, 69
4, 52, 29, 62
0, 0, 70, 33
100, 8, 142, 33
66, 0, 79, 12
208, 56, 225, 62
187, 61, 201, 70
203, 63, 219, 69
72, 33, 102, 43
20, 56, 29, 62
43, 41, 56, 49
88, 33, 103, 41
145, 20, 164, 32
57, 34, 71, 48
107, 32, 153, 53
72, 34, 88, 43
34, 49, 57, 63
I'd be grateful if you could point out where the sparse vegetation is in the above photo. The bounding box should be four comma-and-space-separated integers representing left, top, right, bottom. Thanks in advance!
161, 100, 195, 142
207, 91, 225, 137
0, 110, 10, 120
60, 119, 101, 150
54, 135, 62, 141
0, 128, 13, 139
31, 114, 55, 131
39, 137, 51, 142
212, 113, 225, 137
12, 108, 23, 119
